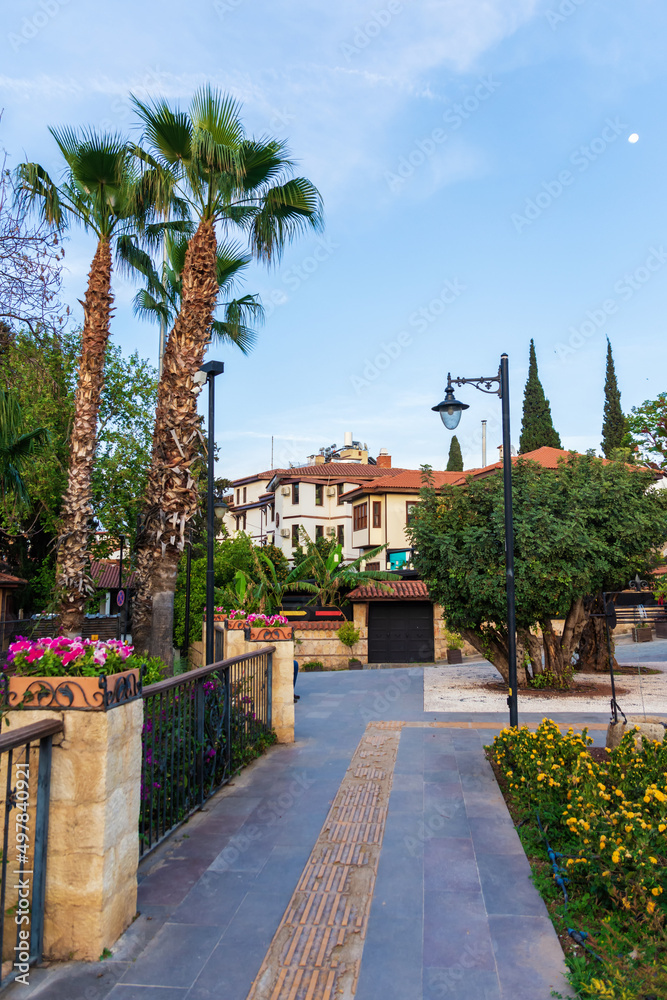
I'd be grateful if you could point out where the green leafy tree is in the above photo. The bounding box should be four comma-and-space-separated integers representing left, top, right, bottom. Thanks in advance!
519, 339, 561, 453
446, 435, 463, 472
601, 338, 627, 459
408, 455, 667, 688
130, 86, 323, 663
17, 127, 160, 633
0, 390, 48, 508
625, 392, 667, 469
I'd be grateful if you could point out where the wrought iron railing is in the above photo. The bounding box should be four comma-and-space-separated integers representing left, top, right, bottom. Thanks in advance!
0, 719, 63, 990
140, 647, 274, 856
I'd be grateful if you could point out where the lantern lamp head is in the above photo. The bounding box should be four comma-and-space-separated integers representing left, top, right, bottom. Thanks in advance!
432, 375, 469, 430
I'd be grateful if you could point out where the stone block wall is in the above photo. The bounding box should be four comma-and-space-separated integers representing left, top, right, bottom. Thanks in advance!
3, 700, 142, 961
221, 625, 295, 743
294, 622, 367, 671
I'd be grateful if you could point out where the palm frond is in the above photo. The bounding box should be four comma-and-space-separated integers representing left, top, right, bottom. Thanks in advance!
15, 162, 65, 228
133, 288, 171, 326
131, 95, 193, 167
190, 86, 244, 148
251, 177, 324, 263
210, 318, 257, 354
238, 138, 294, 192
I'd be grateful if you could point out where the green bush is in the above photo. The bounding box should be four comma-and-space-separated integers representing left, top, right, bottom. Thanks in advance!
338, 621, 361, 648
302, 661, 324, 672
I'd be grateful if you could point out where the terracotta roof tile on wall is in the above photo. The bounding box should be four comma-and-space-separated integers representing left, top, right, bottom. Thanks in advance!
347, 580, 430, 600
89, 561, 137, 589
292, 621, 343, 631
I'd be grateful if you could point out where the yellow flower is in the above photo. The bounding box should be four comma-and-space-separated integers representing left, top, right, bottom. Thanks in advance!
651, 887, 662, 896
612, 850, 621, 864
647, 900, 656, 914
649, 857, 658, 864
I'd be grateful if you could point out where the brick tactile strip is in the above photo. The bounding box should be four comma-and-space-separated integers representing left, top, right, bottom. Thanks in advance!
245, 724, 401, 1000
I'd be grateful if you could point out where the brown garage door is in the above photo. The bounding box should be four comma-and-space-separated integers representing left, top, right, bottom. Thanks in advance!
367, 602, 434, 663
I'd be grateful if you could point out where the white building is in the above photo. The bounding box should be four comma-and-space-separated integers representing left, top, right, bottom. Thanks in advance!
224, 433, 407, 562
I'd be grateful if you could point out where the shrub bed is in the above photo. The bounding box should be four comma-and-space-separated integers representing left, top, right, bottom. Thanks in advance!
487, 719, 667, 999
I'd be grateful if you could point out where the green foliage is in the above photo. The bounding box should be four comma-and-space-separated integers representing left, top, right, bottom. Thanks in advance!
302, 661, 323, 671
519, 339, 562, 453
337, 621, 361, 648
0, 389, 49, 508
601, 339, 627, 459
446, 435, 463, 472
409, 454, 667, 663
293, 530, 397, 607
443, 628, 464, 650
625, 391, 667, 470
489, 719, 667, 998
141, 656, 169, 685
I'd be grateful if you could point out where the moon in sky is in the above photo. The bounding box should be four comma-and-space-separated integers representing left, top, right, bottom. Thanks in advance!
628, 133, 639, 143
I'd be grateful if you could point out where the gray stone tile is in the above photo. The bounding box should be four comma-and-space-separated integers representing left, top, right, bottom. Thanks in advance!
423, 890, 495, 970
424, 837, 480, 893
356, 915, 423, 1000
477, 852, 550, 917
170, 870, 249, 925
424, 966, 501, 1000
108, 989, 188, 1000
489, 914, 572, 999
468, 816, 524, 855
118, 924, 222, 989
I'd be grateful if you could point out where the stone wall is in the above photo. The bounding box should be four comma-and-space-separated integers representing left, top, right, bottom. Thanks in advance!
3, 701, 142, 961
294, 618, 367, 671
220, 625, 295, 743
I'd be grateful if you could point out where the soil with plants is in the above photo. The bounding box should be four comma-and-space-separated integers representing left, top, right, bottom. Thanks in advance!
487, 719, 667, 999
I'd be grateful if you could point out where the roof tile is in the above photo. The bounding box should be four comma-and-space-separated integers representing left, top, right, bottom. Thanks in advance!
347, 580, 430, 601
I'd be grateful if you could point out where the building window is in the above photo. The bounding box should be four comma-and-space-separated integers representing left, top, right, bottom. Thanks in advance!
275, 512, 280, 527
235, 516, 241, 530
406, 502, 418, 525
372, 501, 382, 528
315, 525, 324, 540
292, 483, 300, 505
365, 562, 380, 571
337, 483, 345, 505
315, 484, 323, 506
236, 489, 240, 505
243, 486, 247, 503
243, 513, 247, 530
353, 502, 368, 531
337, 524, 344, 546
292, 524, 299, 548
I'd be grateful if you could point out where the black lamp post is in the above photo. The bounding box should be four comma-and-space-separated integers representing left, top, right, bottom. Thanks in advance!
198, 360, 225, 665
432, 353, 518, 728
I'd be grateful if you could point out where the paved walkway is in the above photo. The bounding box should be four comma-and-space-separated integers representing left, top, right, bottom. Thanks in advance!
7, 667, 616, 1000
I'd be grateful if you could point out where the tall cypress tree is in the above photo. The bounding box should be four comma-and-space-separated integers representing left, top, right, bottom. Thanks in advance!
601, 338, 626, 458
446, 435, 463, 471
519, 339, 562, 453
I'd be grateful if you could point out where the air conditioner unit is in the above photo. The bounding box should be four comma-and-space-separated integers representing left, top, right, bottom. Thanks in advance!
326, 487, 336, 496
281, 486, 291, 496
280, 528, 290, 538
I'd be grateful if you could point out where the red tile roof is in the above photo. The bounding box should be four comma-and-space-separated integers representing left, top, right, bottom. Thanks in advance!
0, 572, 26, 587
292, 621, 343, 631
279, 464, 408, 480
347, 580, 430, 601
341, 469, 471, 499
90, 561, 137, 589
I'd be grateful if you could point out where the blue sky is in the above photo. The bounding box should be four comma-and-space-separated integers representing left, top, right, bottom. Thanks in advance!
2, 0, 666, 477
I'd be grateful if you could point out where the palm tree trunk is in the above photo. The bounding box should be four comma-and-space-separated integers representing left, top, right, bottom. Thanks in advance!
136, 220, 219, 665
56, 238, 113, 635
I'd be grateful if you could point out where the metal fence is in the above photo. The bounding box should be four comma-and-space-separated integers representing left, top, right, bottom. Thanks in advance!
140, 647, 274, 856
0, 719, 63, 990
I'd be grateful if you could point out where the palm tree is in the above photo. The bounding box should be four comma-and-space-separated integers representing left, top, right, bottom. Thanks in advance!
130, 87, 323, 662
295, 533, 398, 609
0, 390, 48, 507
130, 231, 262, 356
17, 128, 158, 634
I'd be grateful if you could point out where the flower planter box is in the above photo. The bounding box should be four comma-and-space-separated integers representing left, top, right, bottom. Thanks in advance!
446, 649, 463, 664
245, 626, 293, 642
2, 667, 141, 711
226, 619, 246, 630
348, 661, 363, 671
302, 662, 323, 672
632, 626, 653, 643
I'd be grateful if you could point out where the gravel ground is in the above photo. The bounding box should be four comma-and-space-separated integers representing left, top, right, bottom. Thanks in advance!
424, 636, 667, 715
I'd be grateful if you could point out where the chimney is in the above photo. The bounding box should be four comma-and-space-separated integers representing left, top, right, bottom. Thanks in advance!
376, 449, 391, 468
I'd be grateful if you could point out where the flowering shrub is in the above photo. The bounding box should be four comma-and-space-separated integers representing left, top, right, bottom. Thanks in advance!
6, 636, 136, 677
227, 610, 289, 626
488, 719, 667, 998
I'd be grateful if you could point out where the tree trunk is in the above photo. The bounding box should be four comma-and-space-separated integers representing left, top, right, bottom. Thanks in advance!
540, 598, 587, 689
56, 238, 113, 636
518, 627, 543, 680
577, 593, 618, 672
136, 220, 219, 667
460, 628, 528, 687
